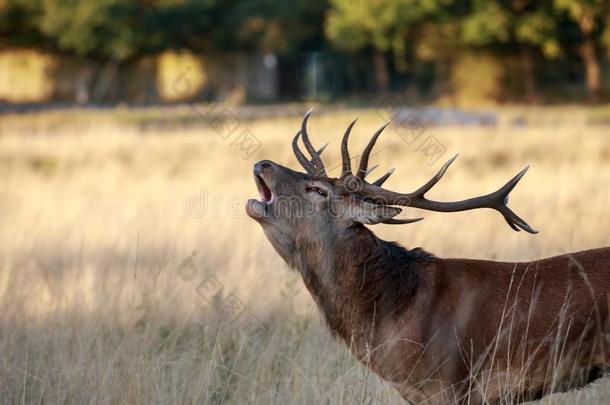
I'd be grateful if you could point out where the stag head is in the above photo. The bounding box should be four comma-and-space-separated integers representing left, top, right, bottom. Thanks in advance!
246, 110, 536, 262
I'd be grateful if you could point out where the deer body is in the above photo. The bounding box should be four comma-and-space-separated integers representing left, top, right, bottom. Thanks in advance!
290, 222, 610, 403
246, 111, 610, 403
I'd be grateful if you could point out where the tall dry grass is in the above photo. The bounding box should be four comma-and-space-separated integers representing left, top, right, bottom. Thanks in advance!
0, 107, 609, 404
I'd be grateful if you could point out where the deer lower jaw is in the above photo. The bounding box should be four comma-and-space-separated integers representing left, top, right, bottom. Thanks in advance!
246, 199, 267, 219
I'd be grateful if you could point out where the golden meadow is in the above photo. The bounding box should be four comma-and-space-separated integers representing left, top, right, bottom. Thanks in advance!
0, 106, 609, 404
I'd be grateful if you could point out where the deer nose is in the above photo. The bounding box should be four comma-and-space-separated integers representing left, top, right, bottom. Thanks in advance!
254, 160, 274, 174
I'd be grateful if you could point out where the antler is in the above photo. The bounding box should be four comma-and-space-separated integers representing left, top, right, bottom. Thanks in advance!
356, 157, 536, 233
291, 110, 536, 233
292, 109, 327, 177
340, 118, 395, 185
338, 117, 537, 233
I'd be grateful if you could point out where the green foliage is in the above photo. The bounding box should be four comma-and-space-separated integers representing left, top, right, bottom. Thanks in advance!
323, 0, 593, 81
326, 0, 449, 57
461, 1, 511, 46
554, 0, 608, 46
0, 0, 327, 59
1, 0, 607, 61
0, 0, 45, 46
554, 0, 607, 22
460, 0, 560, 59
515, 10, 560, 58
0, 0, 608, 98
39, 0, 138, 59
227, 0, 328, 52
604, 16, 610, 54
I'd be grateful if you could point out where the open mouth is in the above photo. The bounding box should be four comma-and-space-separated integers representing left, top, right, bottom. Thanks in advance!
247, 174, 275, 220
255, 175, 275, 204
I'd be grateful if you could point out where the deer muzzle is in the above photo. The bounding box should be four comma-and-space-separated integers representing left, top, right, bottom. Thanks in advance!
246, 160, 277, 220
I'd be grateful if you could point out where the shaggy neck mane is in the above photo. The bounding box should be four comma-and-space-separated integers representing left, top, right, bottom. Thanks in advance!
294, 224, 433, 342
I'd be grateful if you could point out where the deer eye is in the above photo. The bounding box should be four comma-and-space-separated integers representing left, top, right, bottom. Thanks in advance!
306, 186, 328, 197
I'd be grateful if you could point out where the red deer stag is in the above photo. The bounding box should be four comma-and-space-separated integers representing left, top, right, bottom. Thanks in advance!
246, 111, 610, 404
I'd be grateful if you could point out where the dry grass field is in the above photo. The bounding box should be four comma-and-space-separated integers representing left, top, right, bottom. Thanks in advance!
0, 106, 609, 404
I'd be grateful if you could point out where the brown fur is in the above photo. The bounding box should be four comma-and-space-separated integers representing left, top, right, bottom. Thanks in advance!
299, 224, 610, 404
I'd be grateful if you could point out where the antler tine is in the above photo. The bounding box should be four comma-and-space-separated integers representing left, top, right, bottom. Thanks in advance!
380, 217, 424, 224
493, 166, 538, 233
355, 160, 537, 234
373, 168, 394, 186
292, 131, 316, 175
410, 154, 459, 197
300, 109, 326, 177
341, 118, 358, 177
357, 121, 390, 179
364, 164, 379, 177
318, 143, 329, 155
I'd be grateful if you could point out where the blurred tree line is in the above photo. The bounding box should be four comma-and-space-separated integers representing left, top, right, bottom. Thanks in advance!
0, 0, 609, 101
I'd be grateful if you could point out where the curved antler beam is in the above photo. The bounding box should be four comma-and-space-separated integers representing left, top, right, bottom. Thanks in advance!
355, 156, 538, 234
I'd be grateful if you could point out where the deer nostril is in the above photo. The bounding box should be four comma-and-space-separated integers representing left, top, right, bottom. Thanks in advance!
254, 160, 274, 175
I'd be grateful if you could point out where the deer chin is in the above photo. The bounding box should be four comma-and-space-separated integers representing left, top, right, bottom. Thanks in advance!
246, 199, 267, 220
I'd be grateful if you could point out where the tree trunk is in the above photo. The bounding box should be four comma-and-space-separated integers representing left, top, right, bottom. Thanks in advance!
92, 59, 120, 103
373, 50, 390, 96
578, 15, 602, 102
520, 46, 537, 102
580, 37, 602, 102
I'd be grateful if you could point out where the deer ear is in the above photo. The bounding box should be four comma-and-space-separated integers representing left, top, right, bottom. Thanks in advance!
347, 200, 402, 225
